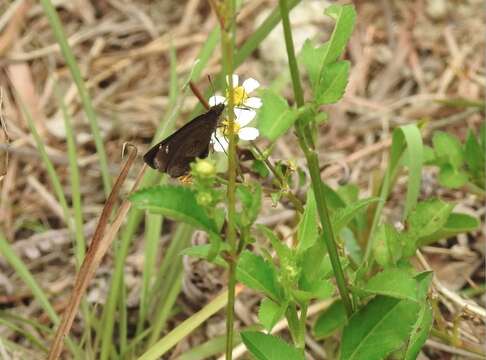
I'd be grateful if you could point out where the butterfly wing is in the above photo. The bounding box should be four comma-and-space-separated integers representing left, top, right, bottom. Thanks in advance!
143, 104, 224, 177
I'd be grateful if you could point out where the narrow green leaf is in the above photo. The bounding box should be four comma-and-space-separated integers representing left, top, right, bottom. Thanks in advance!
465, 130, 485, 174
236, 251, 282, 301
361, 268, 419, 302
320, 4, 357, 67
240, 331, 305, 360
297, 188, 318, 253
340, 296, 420, 360
180, 244, 228, 268
404, 302, 433, 360
257, 90, 299, 141
399, 125, 424, 218
418, 212, 480, 246
313, 300, 346, 338
258, 225, 292, 262
317, 60, 350, 105
130, 186, 218, 234
407, 198, 454, 239
332, 197, 379, 234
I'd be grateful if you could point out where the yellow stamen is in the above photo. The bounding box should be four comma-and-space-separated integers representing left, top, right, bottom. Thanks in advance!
226, 86, 248, 106
221, 119, 240, 137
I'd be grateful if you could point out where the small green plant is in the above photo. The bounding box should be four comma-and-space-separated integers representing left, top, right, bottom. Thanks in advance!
130, 2, 481, 359
425, 126, 485, 193
1, 1, 482, 360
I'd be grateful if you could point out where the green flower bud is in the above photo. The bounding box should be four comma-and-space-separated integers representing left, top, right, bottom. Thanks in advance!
192, 158, 216, 178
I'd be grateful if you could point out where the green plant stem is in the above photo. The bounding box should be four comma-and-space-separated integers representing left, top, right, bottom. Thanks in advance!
250, 142, 304, 213
278, 0, 353, 318
219, 1, 238, 358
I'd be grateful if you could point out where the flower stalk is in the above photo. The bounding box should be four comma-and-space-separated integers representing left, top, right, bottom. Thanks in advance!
214, 0, 238, 358
278, 0, 353, 319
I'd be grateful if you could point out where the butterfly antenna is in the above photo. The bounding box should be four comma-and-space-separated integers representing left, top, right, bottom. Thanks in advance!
189, 81, 210, 110
207, 75, 216, 101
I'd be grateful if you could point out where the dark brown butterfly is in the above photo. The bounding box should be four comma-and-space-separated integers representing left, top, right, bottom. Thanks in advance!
143, 103, 225, 177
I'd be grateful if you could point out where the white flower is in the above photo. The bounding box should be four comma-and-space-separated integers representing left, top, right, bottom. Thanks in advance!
209, 74, 261, 152
208, 74, 262, 110
211, 107, 260, 152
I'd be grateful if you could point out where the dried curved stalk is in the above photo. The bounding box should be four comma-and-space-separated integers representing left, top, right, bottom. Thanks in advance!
47, 145, 145, 360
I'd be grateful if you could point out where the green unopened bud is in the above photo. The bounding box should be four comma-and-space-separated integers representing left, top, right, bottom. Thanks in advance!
192, 158, 216, 178
196, 191, 213, 207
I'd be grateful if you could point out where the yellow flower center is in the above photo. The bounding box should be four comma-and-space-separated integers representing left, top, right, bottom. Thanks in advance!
221, 118, 240, 137
226, 86, 248, 106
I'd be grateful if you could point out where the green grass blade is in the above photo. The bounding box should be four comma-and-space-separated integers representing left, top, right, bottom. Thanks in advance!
147, 224, 193, 347
0, 317, 49, 352
0, 232, 81, 357
15, 93, 72, 230
399, 125, 423, 218
137, 288, 231, 360
39, 0, 112, 196
57, 87, 86, 266
136, 213, 163, 337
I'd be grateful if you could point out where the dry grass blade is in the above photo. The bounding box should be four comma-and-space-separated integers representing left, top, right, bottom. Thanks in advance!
47, 145, 143, 360
0, 88, 9, 182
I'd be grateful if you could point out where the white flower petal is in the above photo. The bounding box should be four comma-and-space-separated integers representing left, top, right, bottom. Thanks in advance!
212, 133, 228, 152
245, 97, 262, 109
226, 74, 239, 87
209, 95, 225, 106
242, 78, 260, 94
234, 107, 256, 127
238, 127, 259, 141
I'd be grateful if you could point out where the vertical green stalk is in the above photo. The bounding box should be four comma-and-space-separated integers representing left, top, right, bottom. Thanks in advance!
219, 0, 238, 358
278, 0, 353, 318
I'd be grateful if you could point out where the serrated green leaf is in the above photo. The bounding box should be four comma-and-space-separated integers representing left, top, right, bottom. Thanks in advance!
404, 302, 433, 360
407, 198, 454, 239
317, 60, 350, 105
257, 90, 299, 141
340, 296, 420, 360
237, 183, 262, 226
258, 299, 286, 332
433, 131, 464, 168
321, 4, 357, 67
236, 251, 282, 301
313, 300, 346, 338
241, 331, 305, 360
418, 212, 480, 246
258, 224, 291, 262
297, 188, 318, 253
130, 186, 218, 233
361, 268, 419, 302
301, 40, 329, 89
